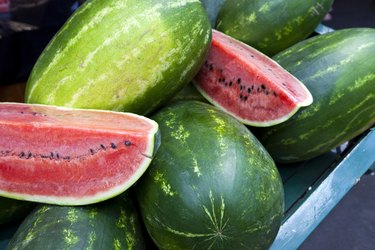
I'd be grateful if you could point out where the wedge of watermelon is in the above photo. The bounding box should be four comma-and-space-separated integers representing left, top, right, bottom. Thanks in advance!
193, 30, 313, 127
0, 103, 159, 205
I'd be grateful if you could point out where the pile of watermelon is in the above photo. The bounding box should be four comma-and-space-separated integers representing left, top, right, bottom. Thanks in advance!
1, 0, 374, 249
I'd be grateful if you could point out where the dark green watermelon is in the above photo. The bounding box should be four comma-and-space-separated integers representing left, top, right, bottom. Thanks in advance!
6, 194, 146, 250
136, 101, 284, 249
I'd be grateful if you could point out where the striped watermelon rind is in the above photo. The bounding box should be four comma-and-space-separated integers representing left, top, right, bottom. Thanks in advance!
136, 101, 284, 249
216, 0, 334, 56
25, 0, 211, 115
6, 193, 146, 250
256, 28, 375, 163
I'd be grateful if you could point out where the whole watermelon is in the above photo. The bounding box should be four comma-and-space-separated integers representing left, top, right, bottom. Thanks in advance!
25, 0, 211, 115
256, 28, 375, 163
6, 193, 146, 250
136, 101, 284, 249
216, 0, 333, 56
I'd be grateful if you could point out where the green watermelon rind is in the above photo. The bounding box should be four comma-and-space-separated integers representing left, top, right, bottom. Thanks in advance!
136, 100, 284, 249
0, 103, 160, 206
6, 193, 146, 249
257, 28, 375, 163
216, 0, 334, 56
25, 0, 212, 116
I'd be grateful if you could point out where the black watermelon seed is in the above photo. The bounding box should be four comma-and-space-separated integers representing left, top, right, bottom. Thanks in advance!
56, 153, 60, 159
261, 84, 266, 90
250, 55, 254, 58
209, 64, 213, 71
244, 96, 248, 101
19, 152, 25, 158
252, 85, 255, 90
273, 91, 278, 97
282, 83, 286, 86
50, 152, 54, 158
27, 152, 33, 159
257, 87, 261, 92
224, 82, 228, 86
247, 88, 251, 93
90, 149, 95, 155
41, 155, 49, 159
100, 144, 106, 150
240, 94, 243, 100
124, 141, 132, 146
229, 81, 233, 86
111, 143, 117, 149
266, 91, 269, 95
240, 86, 243, 90
63, 156, 71, 160
237, 78, 241, 84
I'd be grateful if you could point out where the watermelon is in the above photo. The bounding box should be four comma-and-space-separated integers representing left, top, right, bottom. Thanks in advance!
136, 101, 284, 249
256, 28, 375, 163
0, 102, 159, 205
6, 193, 146, 250
0, 197, 34, 226
25, 0, 211, 115
216, 0, 334, 56
193, 30, 313, 127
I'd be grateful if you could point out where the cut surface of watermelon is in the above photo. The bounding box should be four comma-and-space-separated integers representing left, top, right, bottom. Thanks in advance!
0, 103, 159, 205
193, 30, 313, 127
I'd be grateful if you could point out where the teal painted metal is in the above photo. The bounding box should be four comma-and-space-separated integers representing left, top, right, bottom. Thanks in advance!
314, 23, 335, 34
270, 129, 375, 250
279, 151, 338, 209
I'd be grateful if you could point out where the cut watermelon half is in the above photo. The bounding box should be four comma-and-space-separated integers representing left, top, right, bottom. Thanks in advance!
193, 29, 313, 127
0, 103, 159, 205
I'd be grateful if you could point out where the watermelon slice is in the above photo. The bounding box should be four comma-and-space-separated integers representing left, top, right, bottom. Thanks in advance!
193, 29, 313, 127
0, 103, 159, 205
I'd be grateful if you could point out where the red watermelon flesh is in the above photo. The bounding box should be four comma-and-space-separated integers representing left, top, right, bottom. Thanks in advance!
193, 30, 313, 127
0, 103, 159, 205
